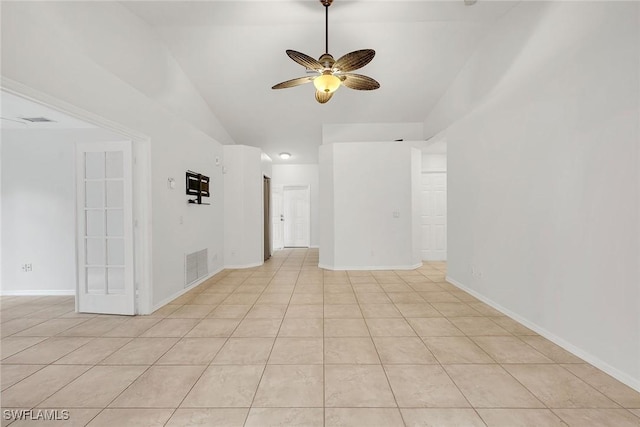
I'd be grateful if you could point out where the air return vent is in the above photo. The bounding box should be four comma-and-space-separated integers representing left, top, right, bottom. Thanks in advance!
19, 117, 56, 123
185, 249, 208, 287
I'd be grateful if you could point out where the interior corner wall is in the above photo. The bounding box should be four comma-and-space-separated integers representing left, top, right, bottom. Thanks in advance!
223, 145, 264, 268
271, 164, 320, 248
421, 153, 447, 172
410, 148, 422, 267
318, 147, 335, 267
319, 142, 421, 270
1, 2, 228, 309
261, 152, 272, 179
1, 128, 122, 295
440, 1, 640, 389
322, 123, 424, 144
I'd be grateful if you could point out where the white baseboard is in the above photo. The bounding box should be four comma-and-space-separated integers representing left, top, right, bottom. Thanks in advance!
148, 266, 223, 314
0, 289, 75, 296
318, 262, 422, 271
224, 261, 263, 269
446, 275, 640, 393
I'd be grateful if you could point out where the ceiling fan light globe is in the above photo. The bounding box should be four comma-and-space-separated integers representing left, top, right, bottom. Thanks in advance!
313, 74, 341, 94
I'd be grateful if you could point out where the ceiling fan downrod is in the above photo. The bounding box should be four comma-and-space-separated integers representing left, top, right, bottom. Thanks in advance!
319, 0, 334, 69
322, 0, 332, 55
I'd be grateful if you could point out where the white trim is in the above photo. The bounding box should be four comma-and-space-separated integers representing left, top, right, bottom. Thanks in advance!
309, 245, 320, 249
319, 263, 422, 271
1, 79, 153, 316
133, 139, 153, 315
149, 266, 224, 314
0, 290, 75, 296
446, 275, 640, 393
224, 262, 263, 270
0, 78, 148, 141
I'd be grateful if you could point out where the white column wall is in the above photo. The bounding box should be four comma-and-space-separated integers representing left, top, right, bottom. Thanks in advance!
223, 145, 264, 268
319, 142, 421, 270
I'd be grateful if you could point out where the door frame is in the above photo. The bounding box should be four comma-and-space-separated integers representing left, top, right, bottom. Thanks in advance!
1, 78, 153, 314
263, 176, 271, 261
283, 184, 311, 248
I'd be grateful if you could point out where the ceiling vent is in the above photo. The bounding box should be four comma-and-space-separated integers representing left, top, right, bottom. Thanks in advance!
19, 117, 56, 123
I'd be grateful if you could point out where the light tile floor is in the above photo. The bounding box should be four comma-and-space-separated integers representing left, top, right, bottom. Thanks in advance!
2, 248, 640, 426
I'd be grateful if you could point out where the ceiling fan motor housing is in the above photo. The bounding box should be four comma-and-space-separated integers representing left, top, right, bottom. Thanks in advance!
318, 53, 335, 69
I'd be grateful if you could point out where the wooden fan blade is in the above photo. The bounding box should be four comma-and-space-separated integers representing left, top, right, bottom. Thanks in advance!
272, 76, 315, 90
286, 50, 323, 71
315, 90, 333, 104
334, 49, 375, 72
340, 73, 380, 91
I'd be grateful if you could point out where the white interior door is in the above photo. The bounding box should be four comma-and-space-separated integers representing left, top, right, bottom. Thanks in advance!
283, 186, 310, 248
76, 141, 135, 315
272, 189, 284, 250
421, 172, 447, 261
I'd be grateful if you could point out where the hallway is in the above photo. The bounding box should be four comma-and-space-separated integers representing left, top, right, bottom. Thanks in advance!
1, 249, 639, 426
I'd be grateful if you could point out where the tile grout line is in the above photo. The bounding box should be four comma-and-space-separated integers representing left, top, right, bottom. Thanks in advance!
353, 270, 407, 425
241, 250, 300, 426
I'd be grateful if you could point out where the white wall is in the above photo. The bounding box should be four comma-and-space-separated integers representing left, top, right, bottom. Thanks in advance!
223, 145, 264, 268
319, 142, 421, 270
439, 2, 640, 389
421, 153, 447, 173
261, 152, 273, 180
271, 164, 319, 248
1, 128, 122, 295
319, 148, 335, 264
323, 123, 424, 144
1, 2, 230, 309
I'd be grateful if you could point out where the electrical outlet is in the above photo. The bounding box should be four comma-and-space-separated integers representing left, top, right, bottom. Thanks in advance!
21, 263, 32, 272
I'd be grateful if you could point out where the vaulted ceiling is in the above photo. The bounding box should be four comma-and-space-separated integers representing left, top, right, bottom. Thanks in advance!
122, 1, 518, 163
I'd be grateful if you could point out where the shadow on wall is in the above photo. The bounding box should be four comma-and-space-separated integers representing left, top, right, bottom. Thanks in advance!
424, 2, 552, 139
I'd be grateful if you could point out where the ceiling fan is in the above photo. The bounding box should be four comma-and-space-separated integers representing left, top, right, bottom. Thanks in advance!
272, 0, 380, 104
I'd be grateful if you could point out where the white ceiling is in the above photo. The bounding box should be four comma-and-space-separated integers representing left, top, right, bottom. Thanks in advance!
123, 0, 518, 163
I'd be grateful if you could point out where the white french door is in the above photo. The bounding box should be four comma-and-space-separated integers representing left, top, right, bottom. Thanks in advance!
420, 172, 447, 261
76, 141, 135, 315
283, 186, 310, 248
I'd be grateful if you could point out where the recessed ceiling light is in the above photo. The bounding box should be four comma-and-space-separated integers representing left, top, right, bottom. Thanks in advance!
279, 152, 291, 160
